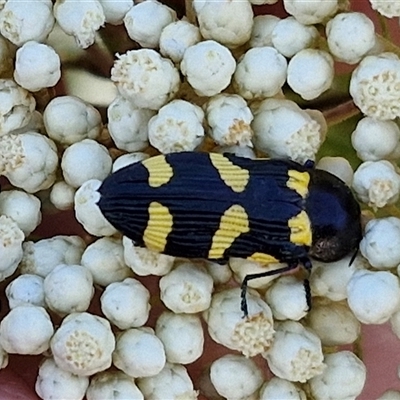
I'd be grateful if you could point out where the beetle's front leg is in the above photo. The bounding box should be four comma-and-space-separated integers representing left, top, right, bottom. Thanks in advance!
301, 256, 313, 310
240, 262, 299, 318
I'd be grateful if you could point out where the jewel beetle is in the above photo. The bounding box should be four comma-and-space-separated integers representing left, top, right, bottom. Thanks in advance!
97, 152, 362, 316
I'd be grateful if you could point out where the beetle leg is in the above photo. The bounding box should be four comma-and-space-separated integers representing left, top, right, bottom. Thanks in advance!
300, 257, 312, 310
303, 278, 311, 310
240, 263, 299, 318
348, 248, 359, 266
304, 159, 315, 169
212, 257, 228, 265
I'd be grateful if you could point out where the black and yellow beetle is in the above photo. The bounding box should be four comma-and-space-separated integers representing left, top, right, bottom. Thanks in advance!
97, 152, 362, 316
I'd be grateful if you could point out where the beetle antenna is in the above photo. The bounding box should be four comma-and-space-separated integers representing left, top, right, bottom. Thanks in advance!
349, 248, 359, 266
240, 263, 299, 318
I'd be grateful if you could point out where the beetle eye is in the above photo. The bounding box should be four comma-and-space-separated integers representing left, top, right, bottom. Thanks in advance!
306, 169, 362, 262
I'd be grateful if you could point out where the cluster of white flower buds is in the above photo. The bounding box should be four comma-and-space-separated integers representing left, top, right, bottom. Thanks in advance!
0, 0, 400, 399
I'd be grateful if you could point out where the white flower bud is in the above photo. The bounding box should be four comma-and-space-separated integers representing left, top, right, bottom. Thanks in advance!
54, 0, 105, 48
111, 49, 180, 110
252, 99, 326, 163
350, 53, 400, 120
20, 235, 85, 277
44, 264, 94, 316
205, 260, 232, 285
390, 309, 400, 340
124, 0, 176, 48
351, 117, 400, 161
265, 275, 308, 321
234, 47, 287, 100
230, 257, 282, 289
0, 342, 7, 371
44, 96, 102, 145
155, 311, 204, 364
0, 132, 58, 193
101, 278, 150, 330
113, 327, 166, 378
62, 139, 112, 188
0, 306, 54, 354
75, 179, 118, 237
160, 20, 201, 63
310, 254, 362, 302
137, 363, 197, 400
0, 0, 54, 46
0, 215, 24, 281
0, 190, 41, 236
14, 41, 61, 92
36, 358, 89, 400
283, 0, 338, 24
205, 94, 253, 147
86, 371, 143, 400
11, 110, 45, 136
159, 262, 213, 314
181, 40, 236, 97
6, 274, 45, 309
107, 95, 155, 152
204, 288, 275, 357
259, 377, 306, 400
82, 237, 133, 286
369, 0, 400, 17
193, 0, 253, 48
360, 217, 400, 269
98, 0, 133, 25
377, 390, 400, 400
50, 181, 76, 210
287, 49, 334, 100
148, 100, 204, 153
51, 312, 115, 376
352, 160, 400, 208
272, 17, 318, 58
250, 15, 280, 48
263, 320, 325, 382
0, 79, 35, 136
112, 152, 149, 173
306, 299, 361, 346
309, 351, 366, 400
123, 236, 175, 276
210, 354, 263, 399
316, 157, 354, 186
327, 12, 375, 65
347, 270, 400, 324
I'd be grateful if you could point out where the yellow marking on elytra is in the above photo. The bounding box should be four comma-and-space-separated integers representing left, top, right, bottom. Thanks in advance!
142, 155, 173, 187
209, 153, 249, 193
143, 202, 173, 252
287, 169, 310, 198
247, 252, 279, 264
288, 210, 312, 246
208, 204, 250, 259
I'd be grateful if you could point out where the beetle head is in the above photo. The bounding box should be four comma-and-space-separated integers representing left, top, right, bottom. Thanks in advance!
305, 168, 362, 262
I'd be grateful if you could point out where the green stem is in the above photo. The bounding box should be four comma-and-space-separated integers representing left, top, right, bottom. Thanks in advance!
378, 13, 389, 39
323, 100, 361, 128
377, 34, 400, 58
185, 0, 196, 25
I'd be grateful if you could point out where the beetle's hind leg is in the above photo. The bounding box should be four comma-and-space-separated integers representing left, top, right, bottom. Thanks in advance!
240, 262, 299, 318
